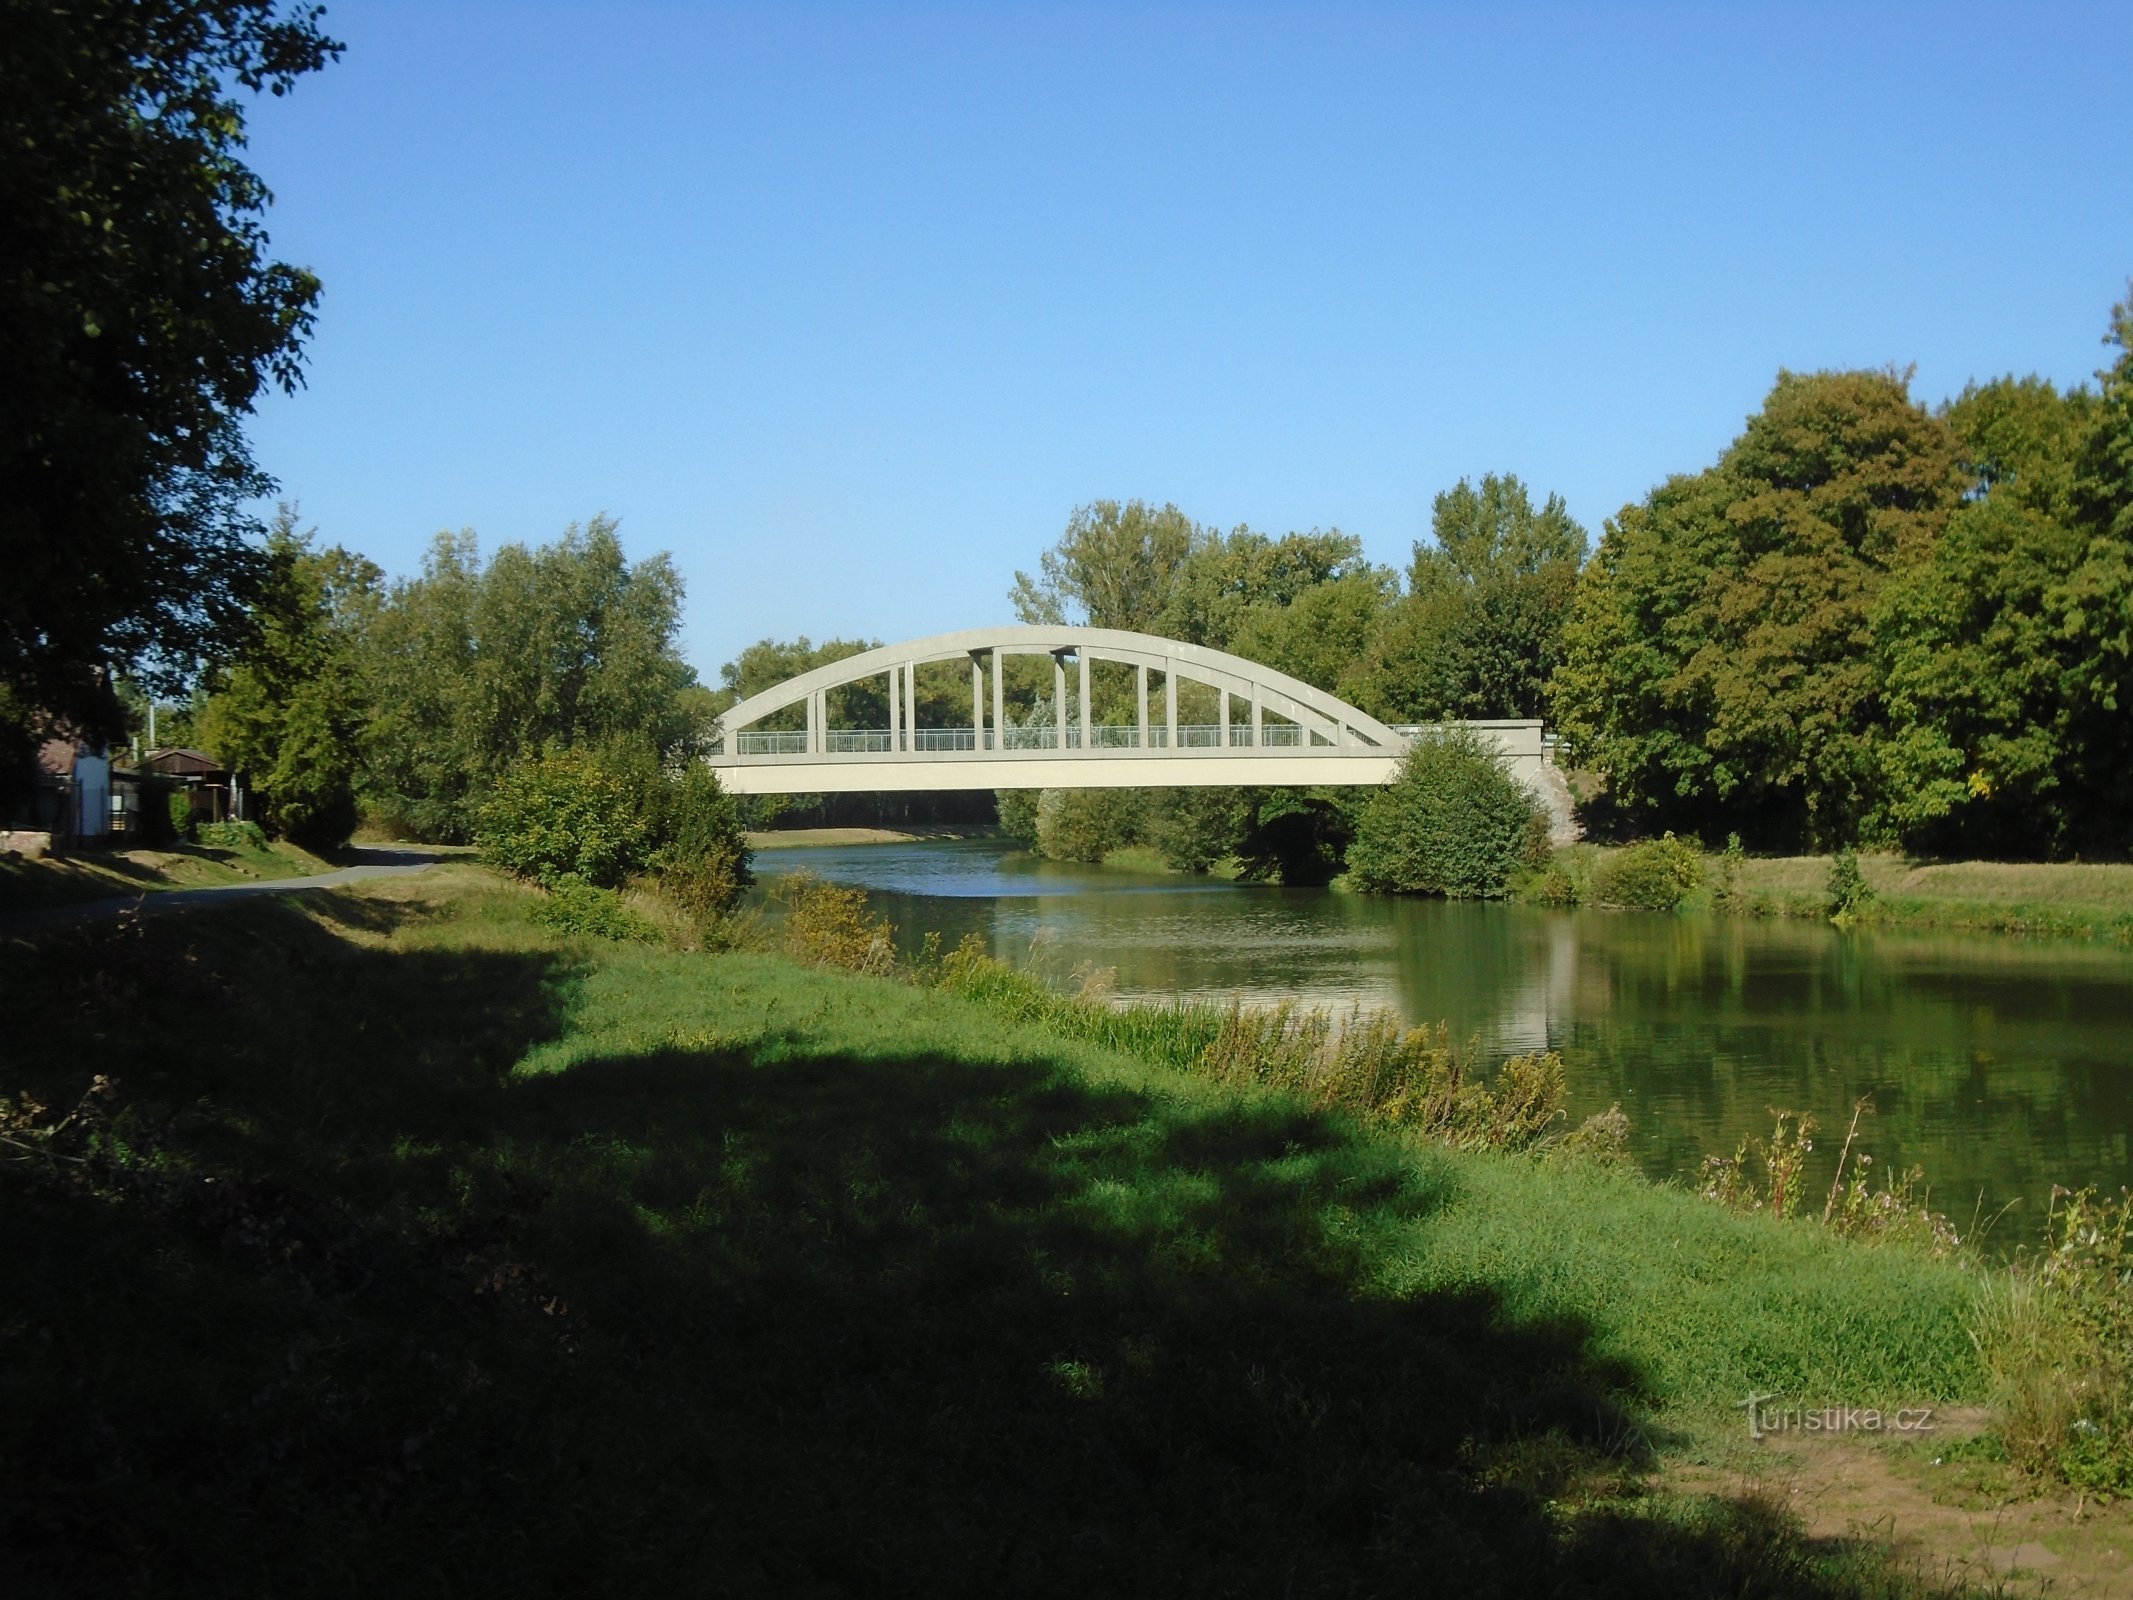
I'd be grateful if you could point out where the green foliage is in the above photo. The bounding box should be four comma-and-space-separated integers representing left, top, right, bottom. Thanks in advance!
1698, 1111, 1818, 1222
166, 791, 195, 843
649, 762, 752, 929
0, 1, 340, 753
1146, 786, 1245, 873
995, 788, 1041, 849
1011, 499, 1202, 630
772, 871, 898, 974
476, 749, 655, 888
195, 508, 376, 850
1357, 474, 1588, 721
1347, 730, 1541, 898
1553, 370, 1962, 848
360, 516, 700, 842
1711, 834, 1748, 914
1033, 787, 1146, 863
1976, 1186, 2133, 1492
528, 874, 657, 942
196, 820, 269, 852
1826, 848, 1874, 921
1590, 833, 1704, 912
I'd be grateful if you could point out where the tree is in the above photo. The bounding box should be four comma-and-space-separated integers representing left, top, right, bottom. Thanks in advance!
1354, 474, 1586, 722
1552, 372, 1961, 846
0, 2, 341, 770
359, 516, 700, 841
195, 508, 378, 849
1011, 501, 1201, 631
1874, 295, 2133, 855
1346, 730, 1542, 898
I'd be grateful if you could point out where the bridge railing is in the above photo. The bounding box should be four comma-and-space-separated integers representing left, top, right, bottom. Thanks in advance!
732, 723, 1318, 756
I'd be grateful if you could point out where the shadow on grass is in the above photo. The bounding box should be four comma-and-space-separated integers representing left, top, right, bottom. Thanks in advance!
0, 898, 1980, 1598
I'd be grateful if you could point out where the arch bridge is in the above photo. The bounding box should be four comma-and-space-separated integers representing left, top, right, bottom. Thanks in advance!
706, 625, 1541, 794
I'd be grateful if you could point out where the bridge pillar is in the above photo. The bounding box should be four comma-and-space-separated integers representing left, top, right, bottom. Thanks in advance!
1165, 671, 1177, 750
991, 648, 1003, 753
1219, 689, 1230, 749
1137, 664, 1149, 749
1053, 654, 1067, 749
969, 654, 983, 751
903, 661, 916, 752
1078, 651, 1090, 751
1252, 690, 1262, 748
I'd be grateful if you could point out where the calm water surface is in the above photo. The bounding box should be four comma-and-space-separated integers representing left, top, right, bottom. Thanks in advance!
757, 838, 2133, 1238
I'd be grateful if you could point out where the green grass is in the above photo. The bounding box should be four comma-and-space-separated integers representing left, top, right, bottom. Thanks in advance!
0, 867, 1998, 1596
0, 836, 336, 913
1540, 843, 2133, 940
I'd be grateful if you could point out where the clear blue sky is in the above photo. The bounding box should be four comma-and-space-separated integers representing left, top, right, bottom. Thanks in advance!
241, 1, 2133, 681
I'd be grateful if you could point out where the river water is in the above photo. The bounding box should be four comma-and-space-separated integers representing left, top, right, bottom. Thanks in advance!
755, 838, 2133, 1239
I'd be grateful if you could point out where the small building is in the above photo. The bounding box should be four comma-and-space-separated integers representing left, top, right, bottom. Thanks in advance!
5, 734, 114, 848
137, 748, 242, 827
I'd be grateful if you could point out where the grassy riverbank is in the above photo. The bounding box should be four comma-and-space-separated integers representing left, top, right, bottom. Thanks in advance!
1529, 842, 2133, 941
0, 864, 2044, 1594
0, 833, 339, 913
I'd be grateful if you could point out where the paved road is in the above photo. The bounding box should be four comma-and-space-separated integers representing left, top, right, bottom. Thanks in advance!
0, 848, 445, 936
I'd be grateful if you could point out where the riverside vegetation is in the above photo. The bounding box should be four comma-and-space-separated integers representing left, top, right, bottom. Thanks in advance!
5, 861, 2062, 1598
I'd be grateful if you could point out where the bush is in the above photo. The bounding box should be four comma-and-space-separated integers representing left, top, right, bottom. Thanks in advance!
1346, 730, 1541, 898
773, 872, 898, 974
1590, 833, 1704, 911
651, 763, 752, 928
166, 791, 195, 843
529, 874, 657, 941
477, 749, 654, 888
995, 789, 1040, 849
1827, 847, 1875, 921
197, 820, 269, 852
1033, 788, 1144, 863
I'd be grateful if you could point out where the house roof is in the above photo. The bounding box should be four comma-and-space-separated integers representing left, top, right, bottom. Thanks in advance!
140, 748, 227, 777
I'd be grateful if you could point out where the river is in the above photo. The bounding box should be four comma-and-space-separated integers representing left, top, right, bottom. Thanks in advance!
754, 837, 2133, 1241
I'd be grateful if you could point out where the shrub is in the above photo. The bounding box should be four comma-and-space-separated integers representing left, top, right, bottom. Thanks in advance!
166, 791, 195, 843
651, 763, 752, 928
1711, 833, 1748, 913
995, 789, 1040, 849
529, 874, 658, 941
1033, 788, 1144, 863
1827, 847, 1875, 921
197, 820, 269, 852
1590, 833, 1703, 911
477, 749, 654, 888
1346, 730, 1542, 898
774, 872, 898, 975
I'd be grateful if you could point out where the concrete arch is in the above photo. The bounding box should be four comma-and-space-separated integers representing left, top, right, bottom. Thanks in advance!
713, 625, 1403, 753
705, 625, 1541, 795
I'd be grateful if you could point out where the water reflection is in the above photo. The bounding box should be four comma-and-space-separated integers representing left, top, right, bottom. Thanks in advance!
756, 840, 2133, 1238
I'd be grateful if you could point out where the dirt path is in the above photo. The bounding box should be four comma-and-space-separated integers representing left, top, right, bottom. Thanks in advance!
0, 848, 443, 935
1669, 1412, 2131, 1594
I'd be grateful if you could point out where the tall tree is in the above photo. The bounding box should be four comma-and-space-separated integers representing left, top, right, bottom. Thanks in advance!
1355, 474, 1586, 722
195, 508, 379, 848
1011, 501, 1201, 631
1875, 293, 2133, 855
0, 1, 341, 771
1553, 371, 1962, 846
359, 516, 699, 841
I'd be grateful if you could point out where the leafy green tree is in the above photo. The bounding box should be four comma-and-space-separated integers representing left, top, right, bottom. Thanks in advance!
1347, 731, 1542, 898
1157, 526, 1378, 652
1875, 294, 2133, 855
194, 509, 378, 849
476, 748, 655, 888
361, 516, 699, 841
0, 1, 340, 770
1355, 475, 1586, 722
714, 636, 886, 731
1011, 501, 1202, 630
1553, 372, 1961, 846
